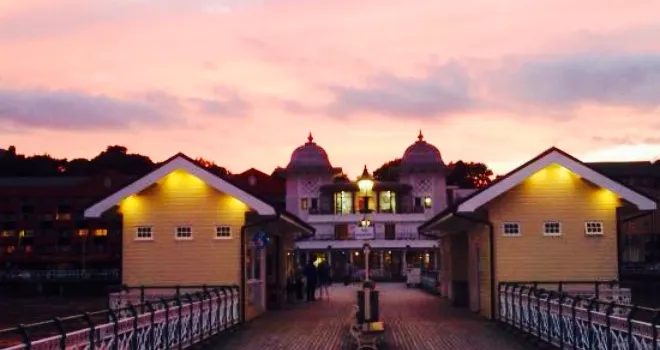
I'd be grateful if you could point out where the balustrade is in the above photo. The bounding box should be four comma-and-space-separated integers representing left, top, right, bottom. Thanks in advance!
498, 281, 659, 349
0, 285, 241, 350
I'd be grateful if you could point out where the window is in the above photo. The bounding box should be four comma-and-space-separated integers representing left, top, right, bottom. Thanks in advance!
215, 225, 232, 239
379, 191, 397, 213
543, 221, 562, 236
585, 221, 604, 235
384, 223, 396, 240
19, 230, 34, 238
93, 229, 108, 237
334, 224, 349, 240
300, 198, 309, 210
310, 198, 318, 210
175, 226, 193, 240
77, 229, 89, 237
502, 222, 521, 236
1, 230, 16, 237
136, 226, 153, 240
334, 191, 353, 215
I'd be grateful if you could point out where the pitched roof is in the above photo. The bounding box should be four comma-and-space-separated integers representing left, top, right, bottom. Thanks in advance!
83, 153, 314, 234
419, 147, 657, 232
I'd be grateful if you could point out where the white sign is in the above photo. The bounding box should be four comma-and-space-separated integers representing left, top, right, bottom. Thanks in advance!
353, 226, 375, 240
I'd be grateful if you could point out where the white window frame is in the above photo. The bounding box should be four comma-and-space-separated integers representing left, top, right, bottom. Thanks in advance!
501, 222, 521, 237
175, 226, 193, 240
543, 221, 562, 236
215, 225, 232, 240
135, 226, 153, 241
585, 221, 604, 236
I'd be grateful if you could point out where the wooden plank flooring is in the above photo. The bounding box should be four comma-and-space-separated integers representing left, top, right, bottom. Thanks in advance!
207, 283, 538, 350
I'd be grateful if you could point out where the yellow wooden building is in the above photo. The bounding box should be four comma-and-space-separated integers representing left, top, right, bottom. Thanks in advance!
84, 153, 314, 321
418, 147, 656, 319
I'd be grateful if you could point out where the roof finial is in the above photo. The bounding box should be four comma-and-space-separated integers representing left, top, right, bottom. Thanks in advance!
307, 132, 314, 143
417, 129, 424, 141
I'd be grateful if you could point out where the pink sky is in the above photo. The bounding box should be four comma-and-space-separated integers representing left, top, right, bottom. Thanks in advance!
1, 0, 660, 177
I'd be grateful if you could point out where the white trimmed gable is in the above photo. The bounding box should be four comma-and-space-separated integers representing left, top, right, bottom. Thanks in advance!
456, 149, 657, 213
84, 155, 277, 218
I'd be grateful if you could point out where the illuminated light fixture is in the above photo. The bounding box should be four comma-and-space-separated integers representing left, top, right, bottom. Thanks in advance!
423, 196, 432, 208
354, 251, 360, 256
359, 216, 372, 228
357, 165, 375, 193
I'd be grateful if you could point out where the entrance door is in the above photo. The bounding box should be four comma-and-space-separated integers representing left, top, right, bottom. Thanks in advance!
266, 235, 281, 310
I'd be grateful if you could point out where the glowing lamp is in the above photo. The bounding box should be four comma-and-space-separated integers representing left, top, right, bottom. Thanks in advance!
357, 165, 374, 193
359, 216, 372, 228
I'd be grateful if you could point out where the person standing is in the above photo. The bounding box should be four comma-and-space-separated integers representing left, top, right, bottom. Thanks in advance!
317, 260, 331, 300
303, 259, 318, 302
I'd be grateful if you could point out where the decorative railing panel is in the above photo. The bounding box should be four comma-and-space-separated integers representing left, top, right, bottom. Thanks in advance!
498, 282, 660, 350
0, 285, 241, 350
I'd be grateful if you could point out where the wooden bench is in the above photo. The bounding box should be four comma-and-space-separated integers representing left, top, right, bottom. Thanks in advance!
348, 304, 384, 350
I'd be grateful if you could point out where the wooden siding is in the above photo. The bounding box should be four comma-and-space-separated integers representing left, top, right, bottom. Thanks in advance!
120, 169, 248, 287
483, 164, 620, 318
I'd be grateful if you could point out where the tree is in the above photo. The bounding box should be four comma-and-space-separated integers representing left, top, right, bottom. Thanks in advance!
195, 157, 230, 178
446, 161, 494, 189
372, 158, 494, 189
373, 158, 402, 182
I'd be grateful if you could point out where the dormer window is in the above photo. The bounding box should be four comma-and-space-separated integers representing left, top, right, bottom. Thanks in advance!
300, 198, 309, 210
379, 191, 397, 213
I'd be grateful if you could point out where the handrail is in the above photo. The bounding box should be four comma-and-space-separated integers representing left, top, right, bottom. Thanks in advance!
0, 284, 241, 349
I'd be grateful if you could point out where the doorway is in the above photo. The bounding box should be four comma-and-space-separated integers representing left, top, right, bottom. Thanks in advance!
266, 235, 282, 310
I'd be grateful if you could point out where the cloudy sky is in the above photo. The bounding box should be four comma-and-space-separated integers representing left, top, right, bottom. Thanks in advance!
1, 0, 659, 176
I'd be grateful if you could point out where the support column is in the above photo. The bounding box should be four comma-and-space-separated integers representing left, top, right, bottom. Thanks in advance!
305, 251, 310, 264
379, 251, 384, 278
402, 249, 407, 276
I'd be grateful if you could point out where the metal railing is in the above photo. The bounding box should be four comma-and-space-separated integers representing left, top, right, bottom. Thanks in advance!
0, 269, 120, 282
498, 281, 660, 349
0, 284, 241, 349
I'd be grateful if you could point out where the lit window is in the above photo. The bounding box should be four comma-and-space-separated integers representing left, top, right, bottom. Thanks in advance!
423, 196, 432, 208
77, 229, 89, 237
175, 226, 193, 240
136, 226, 153, 240
215, 225, 232, 239
94, 229, 107, 237
19, 230, 34, 238
543, 221, 562, 236
5, 246, 15, 254
585, 221, 604, 235
0, 230, 15, 237
502, 222, 521, 236
300, 198, 308, 210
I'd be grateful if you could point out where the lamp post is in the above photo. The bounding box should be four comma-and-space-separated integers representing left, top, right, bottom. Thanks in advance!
356, 165, 375, 281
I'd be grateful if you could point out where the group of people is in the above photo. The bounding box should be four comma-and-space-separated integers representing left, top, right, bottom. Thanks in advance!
287, 258, 333, 302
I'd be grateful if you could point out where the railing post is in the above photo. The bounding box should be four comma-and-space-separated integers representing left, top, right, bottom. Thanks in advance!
53, 317, 67, 350
586, 299, 597, 350
626, 305, 637, 350
195, 291, 205, 341
145, 300, 155, 350
605, 301, 615, 350
212, 288, 222, 333
185, 293, 194, 345
512, 284, 520, 328
108, 307, 119, 350
571, 296, 580, 350
503, 283, 510, 326
17, 324, 31, 350
547, 291, 555, 343
83, 312, 96, 348
161, 298, 171, 349
558, 293, 566, 349
527, 287, 534, 334
518, 286, 526, 331
140, 285, 146, 314
176, 293, 183, 350
652, 310, 660, 350
594, 282, 600, 302
127, 302, 139, 350
536, 288, 542, 342
558, 281, 564, 293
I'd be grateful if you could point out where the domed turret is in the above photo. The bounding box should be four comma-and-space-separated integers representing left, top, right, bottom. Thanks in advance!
400, 130, 446, 173
286, 132, 333, 173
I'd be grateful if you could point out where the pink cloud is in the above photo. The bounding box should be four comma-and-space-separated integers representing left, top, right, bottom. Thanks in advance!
1, 0, 660, 177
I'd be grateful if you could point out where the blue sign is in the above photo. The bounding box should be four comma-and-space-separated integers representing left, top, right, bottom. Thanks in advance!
252, 231, 269, 251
